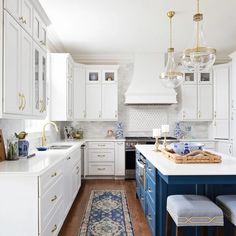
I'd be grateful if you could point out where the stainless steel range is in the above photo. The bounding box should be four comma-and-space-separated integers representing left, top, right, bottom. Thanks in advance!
125, 136, 177, 179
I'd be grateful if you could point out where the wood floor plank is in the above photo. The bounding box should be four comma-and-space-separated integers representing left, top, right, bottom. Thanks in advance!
59, 179, 152, 236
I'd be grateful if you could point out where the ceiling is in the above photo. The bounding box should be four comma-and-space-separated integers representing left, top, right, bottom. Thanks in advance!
39, 0, 236, 56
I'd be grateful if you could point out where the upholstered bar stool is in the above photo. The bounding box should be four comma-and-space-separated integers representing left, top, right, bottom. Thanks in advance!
166, 195, 224, 236
216, 195, 236, 236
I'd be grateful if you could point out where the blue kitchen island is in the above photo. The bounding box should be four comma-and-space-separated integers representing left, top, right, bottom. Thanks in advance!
135, 145, 236, 236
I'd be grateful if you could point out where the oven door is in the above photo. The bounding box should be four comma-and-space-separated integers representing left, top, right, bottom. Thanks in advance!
136, 159, 146, 189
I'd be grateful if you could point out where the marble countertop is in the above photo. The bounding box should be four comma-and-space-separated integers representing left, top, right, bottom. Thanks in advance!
136, 144, 236, 176
0, 141, 85, 177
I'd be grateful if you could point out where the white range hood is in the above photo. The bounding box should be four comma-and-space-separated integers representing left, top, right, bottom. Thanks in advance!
125, 53, 177, 105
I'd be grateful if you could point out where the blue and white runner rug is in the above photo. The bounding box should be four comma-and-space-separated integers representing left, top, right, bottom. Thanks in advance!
79, 190, 134, 236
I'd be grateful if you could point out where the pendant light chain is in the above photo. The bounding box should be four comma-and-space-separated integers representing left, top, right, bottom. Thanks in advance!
196, 0, 200, 49
170, 16, 172, 49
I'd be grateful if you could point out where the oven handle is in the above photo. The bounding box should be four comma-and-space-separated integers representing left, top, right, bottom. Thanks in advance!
136, 159, 145, 169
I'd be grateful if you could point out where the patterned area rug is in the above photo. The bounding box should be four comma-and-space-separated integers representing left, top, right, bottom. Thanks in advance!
79, 190, 134, 236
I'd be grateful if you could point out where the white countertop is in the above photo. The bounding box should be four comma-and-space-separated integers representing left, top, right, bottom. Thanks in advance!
136, 145, 236, 176
0, 141, 85, 177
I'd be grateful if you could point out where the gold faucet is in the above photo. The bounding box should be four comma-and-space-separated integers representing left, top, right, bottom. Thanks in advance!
41, 121, 59, 147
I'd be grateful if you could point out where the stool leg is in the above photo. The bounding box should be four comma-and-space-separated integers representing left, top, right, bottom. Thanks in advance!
234, 226, 236, 236
215, 226, 224, 236
201, 227, 208, 236
176, 227, 183, 236
165, 212, 172, 236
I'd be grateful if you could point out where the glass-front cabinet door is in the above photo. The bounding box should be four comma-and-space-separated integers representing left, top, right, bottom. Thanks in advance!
102, 70, 117, 83
183, 72, 197, 84
33, 42, 47, 117
198, 71, 212, 84
86, 69, 101, 84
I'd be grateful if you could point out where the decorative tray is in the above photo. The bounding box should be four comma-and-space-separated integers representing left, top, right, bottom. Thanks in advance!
160, 149, 222, 164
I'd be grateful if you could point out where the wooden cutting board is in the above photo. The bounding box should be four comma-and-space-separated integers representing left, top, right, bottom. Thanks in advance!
0, 130, 6, 161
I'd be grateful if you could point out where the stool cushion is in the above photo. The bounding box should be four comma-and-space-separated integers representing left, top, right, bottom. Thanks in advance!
167, 195, 224, 227
216, 195, 236, 226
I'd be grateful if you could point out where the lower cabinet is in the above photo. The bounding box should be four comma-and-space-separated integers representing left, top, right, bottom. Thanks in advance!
85, 141, 125, 177
216, 141, 233, 156
0, 147, 82, 236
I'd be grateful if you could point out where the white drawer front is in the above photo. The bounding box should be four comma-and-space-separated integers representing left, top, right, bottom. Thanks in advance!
88, 162, 114, 175
42, 199, 63, 236
87, 142, 114, 149
40, 175, 63, 230
88, 149, 114, 162
40, 161, 63, 195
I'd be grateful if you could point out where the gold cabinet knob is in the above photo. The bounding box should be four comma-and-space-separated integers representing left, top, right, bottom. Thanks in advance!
18, 93, 23, 110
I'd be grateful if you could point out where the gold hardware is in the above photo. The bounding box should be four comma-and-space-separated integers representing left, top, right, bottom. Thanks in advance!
98, 168, 105, 171
18, 93, 23, 110
167, 11, 175, 18
41, 122, 59, 147
22, 19, 27, 24
22, 94, 26, 110
51, 195, 57, 202
39, 100, 43, 113
18, 16, 24, 22
198, 111, 201, 118
51, 172, 57, 178
98, 155, 105, 158
51, 224, 57, 233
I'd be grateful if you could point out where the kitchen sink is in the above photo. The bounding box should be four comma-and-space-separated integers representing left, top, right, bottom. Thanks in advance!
49, 145, 73, 150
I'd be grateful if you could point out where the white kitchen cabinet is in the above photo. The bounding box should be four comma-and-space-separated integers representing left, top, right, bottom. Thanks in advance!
4, 0, 33, 35
86, 84, 102, 120
198, 85, 213, 120
50, 53, 74, 121
213, 64, 230, 139
74, 64, 86, 120
181, 71, 213, 121
85, 65, 119, 121
230, 53, 236, 110
115, 141, 125, 176
102, 84, 118, 120
216, 141, 233, 156
181, 85, 198, 120
3, 11, 32, 116
33, 9, 47, 49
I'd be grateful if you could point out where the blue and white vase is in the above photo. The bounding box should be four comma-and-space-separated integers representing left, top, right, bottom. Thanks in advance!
174, 122, 184, 139
115, 122, 124, 139
18, 139, 29, 157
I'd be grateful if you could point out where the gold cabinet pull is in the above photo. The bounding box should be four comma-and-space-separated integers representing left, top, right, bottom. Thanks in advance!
22, 19, 27, 24
198, 111, 201, 118
39, 99, 44, 113
18, 16, 24, 22
51, 195, 57, 202
18, 93, 23, 110
21, 94, 26, 110
51, 224, 57, 233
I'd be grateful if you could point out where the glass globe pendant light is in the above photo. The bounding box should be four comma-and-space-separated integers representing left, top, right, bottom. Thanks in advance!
181, 0, 216, 72
160, 11, 184, 89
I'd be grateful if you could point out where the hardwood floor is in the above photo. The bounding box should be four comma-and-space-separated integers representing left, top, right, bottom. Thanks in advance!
59, 179, 152, 236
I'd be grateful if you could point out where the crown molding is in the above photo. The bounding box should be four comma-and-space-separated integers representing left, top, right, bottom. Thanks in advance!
72, 53, 134, 64
47, 28, 66, 53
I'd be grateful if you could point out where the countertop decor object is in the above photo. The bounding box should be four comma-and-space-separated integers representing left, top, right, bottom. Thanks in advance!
15, 131, 29, 157
153, 128, 162, 152
6, 136, 19, 161
169, 142, 204, 155
181, 0, 216, 72
36, 147, 48, 151
115, 122, 124, 139
160, 11, 183, 88
0, 130, 6, 161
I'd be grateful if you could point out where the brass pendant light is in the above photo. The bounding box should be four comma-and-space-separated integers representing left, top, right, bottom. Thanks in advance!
160, 11, 184, 89
181, 0, 216, 72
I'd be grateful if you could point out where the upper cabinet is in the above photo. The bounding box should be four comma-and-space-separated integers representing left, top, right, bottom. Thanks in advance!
230, 52, 236, 110
1, 0, 50, 119
180, 70, 213, 121
50, 53, 74, 121
85, 65, 119, 121
213, 64, 230, 139
4, 0, 33, 35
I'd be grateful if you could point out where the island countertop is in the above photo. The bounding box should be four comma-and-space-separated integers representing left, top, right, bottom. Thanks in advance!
136, 144, 236, 176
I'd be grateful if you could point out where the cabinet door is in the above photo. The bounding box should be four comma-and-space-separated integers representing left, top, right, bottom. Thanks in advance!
214, 120, 229, 140
41, 52, 47, 116
198, 85, 213, 120
21, 0, 33, 35
3, 12, 21, 114
102, 84, 118, 120
74, 65, 86, 120
67, 78, 73, 120
86, 85, 102, 120
181, 85, 198, 120
20, 28, 32, 115
231, 61, 236, 110
115, 142, 125, 176
40, 23, 47, 49
216, 142, 233, 156
4, 0, 21, 22
214, 65, 229, 120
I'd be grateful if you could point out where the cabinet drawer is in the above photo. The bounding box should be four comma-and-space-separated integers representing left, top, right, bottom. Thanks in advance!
146, 174, 156, 205
140, 185, 145, 212
146, 194, 156, 236
39, 161, 63, 195
88, 149, 114, 162
87, 142, 114, 149
40, 175, 63, 230
88, 162, 114, 175
146, 160, 156, 182
42, 199, 63, 236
